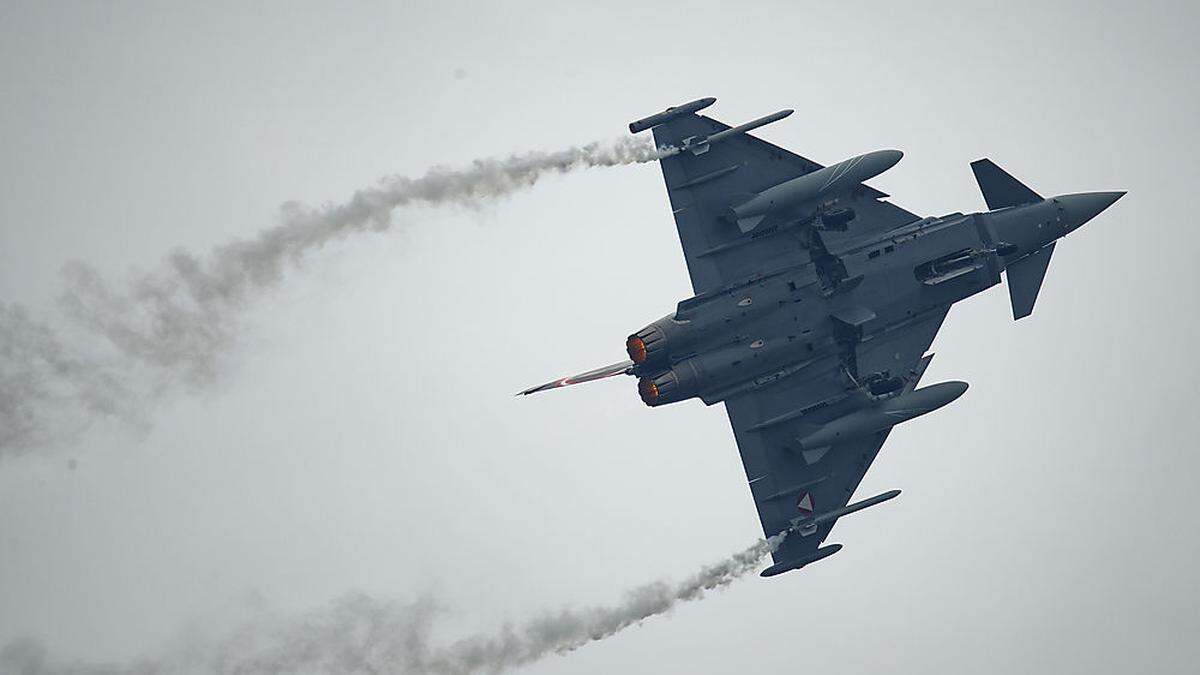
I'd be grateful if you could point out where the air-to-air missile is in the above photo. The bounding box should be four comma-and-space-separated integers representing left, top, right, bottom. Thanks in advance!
680, 109, 794, 155
789, 489, 902, 537
730, 149, 904, 233
759, 489, 902, 576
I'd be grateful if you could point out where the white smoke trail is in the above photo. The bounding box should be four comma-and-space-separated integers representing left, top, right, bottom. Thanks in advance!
0, 137, 672, 457
1, 533, 784, 675
0, 303, 145, 451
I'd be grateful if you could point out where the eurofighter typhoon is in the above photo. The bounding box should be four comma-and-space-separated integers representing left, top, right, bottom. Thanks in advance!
520, 97, 1123, 577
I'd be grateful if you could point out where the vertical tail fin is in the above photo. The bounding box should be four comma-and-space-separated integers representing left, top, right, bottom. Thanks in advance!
971, 159, 1042, 210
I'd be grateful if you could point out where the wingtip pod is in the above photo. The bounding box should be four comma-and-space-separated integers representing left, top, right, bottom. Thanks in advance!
760, 544, 842, 577
628, 97, 717, 133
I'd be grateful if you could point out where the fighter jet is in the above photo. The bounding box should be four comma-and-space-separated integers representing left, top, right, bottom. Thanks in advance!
520, 97, 1123, 577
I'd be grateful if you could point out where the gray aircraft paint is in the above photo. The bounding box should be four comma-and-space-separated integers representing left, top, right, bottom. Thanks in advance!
2, 3, 1195, 674
524, 99, 1124, 575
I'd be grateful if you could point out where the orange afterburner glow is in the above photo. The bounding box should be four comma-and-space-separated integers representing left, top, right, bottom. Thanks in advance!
626, 335, 647, 364
638, 378, 659, 404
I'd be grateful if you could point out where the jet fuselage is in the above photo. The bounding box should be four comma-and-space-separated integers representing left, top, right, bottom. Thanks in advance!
630, 191, 1123, 407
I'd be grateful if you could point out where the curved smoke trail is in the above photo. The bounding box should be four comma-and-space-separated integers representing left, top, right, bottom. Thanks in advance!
0, 137, 674, 457
1, 533, 784, 675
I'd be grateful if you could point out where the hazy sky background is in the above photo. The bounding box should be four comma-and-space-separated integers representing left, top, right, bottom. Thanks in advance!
2, 0, 1198, 673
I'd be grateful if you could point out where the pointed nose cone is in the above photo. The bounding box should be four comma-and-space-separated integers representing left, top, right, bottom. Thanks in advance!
1059, 191, 1125, 233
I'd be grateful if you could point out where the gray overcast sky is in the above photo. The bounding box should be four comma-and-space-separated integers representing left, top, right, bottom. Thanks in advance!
2, 0, 1198, 673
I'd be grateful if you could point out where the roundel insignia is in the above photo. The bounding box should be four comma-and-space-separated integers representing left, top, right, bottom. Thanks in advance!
796, 492, 814, 515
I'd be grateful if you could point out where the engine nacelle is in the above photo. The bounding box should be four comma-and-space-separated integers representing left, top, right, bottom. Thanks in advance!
626, 315, 698, 369
626, 325, 667, 368
638, 360, 704, 406
635, 341, 760, 406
